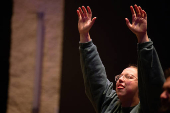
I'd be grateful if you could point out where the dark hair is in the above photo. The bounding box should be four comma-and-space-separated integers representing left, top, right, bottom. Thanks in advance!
127, 64, 138, 70
164, 68, 170, 79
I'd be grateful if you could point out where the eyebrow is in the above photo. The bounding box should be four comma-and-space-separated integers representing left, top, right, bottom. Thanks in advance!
163, 84, 170, 90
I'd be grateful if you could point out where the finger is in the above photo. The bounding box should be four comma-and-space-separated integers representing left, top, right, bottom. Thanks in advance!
78, 7, 84, 18
134, 5, 141, 17
138, 6, 143, 18
143, 10, 147, 20
130, 6, 136, 23
87, 6, 92, 15
82, 6, 88, 17
141, 10, 144, 18
90, 17, 97, 28
77, 10, 82, 20
130, 5, 136, 17
125, 18, 132, 30
138, 6, 141, 17
134, 5, 138, 14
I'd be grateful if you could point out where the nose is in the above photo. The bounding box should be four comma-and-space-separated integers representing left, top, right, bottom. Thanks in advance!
118, 75, 125, 82
160, 91, 168, 99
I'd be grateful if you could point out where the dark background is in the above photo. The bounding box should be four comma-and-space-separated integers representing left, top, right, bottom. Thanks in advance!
1, 0, 12, 113
2, 0, 170, 113
60, 0, 170, 113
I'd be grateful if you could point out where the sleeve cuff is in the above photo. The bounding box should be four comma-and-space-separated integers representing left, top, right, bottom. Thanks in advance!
79, 40, 93, 49
137, 38, 153, 50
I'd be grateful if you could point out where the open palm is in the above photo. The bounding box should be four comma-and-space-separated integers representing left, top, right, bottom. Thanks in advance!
77, 6, 96, 35
125, 5, 147, 38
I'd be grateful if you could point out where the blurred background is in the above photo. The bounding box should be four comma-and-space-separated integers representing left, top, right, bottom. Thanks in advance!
1, 0, 170, 113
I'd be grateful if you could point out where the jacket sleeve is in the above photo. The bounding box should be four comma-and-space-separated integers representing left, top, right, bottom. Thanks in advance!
137, 39, 165, 113
79, 41, 117, 113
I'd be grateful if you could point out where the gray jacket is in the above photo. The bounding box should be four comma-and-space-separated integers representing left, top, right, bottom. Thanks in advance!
79, 40, 165, 113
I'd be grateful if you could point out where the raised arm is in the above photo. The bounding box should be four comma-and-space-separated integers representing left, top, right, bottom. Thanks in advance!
126, 5, 165, 113
78, 6, 117, 113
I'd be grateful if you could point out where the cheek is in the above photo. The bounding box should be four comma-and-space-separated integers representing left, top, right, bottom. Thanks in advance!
125, 81, 138, 89
126, 81, 132, 85
116, 82, 118, 86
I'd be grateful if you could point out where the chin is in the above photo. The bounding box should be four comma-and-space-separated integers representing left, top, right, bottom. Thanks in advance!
159, 104, 170, 113
116, 91, 126, 97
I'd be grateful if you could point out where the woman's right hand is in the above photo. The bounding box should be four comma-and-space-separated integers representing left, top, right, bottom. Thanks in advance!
77, 6, 96, 43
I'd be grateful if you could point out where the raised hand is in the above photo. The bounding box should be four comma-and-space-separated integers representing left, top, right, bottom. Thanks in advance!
77, 6, 96, 43
125, 5, 149, 43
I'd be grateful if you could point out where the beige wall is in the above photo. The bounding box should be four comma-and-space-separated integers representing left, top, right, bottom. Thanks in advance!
7, 0, 64, 113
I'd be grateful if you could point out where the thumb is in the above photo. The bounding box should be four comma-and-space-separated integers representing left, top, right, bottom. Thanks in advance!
125, 18, 132, 30
90, 17, 97, 28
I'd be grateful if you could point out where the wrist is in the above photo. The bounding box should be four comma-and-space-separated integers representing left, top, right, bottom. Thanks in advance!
137, 33, 149, 43
80, 33, 91, 43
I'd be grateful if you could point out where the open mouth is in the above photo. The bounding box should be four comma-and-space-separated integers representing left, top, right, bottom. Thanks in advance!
117, 84, 125, 89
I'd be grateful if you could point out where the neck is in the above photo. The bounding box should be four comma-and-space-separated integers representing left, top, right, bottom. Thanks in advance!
120, 96, 139, 107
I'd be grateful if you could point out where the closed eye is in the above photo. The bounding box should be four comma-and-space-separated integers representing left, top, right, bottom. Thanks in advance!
125, 74, 134, 79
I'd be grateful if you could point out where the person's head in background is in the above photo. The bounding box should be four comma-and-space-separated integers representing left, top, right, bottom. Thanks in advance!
160, 68, 170, 113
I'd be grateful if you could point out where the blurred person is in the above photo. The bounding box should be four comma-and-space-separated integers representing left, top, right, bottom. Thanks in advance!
77, 5, 165, 113
159, 68, 170, 113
